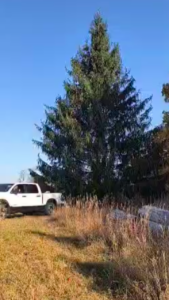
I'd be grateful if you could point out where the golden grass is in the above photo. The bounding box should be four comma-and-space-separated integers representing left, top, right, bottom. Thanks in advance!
52, 203, 169, 300
0, 214, 113, 300
1, 204, 169, 300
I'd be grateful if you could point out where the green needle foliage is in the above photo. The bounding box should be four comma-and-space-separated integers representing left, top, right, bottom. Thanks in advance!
32, 14, 152, 200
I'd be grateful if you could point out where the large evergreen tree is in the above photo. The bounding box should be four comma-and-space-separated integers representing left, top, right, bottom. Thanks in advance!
32, 14, 151, 200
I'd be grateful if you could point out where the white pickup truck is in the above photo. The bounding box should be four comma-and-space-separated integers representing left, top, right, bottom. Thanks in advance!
0, 182, 65, 219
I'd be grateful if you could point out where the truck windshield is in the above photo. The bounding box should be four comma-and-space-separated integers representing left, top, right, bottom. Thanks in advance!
0, 184, 13, 192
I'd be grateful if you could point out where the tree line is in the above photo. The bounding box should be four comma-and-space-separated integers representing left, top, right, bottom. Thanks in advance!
30, 14, 169, 202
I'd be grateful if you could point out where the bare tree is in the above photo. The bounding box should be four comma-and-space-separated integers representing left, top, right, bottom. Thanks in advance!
18, 169, 33, 182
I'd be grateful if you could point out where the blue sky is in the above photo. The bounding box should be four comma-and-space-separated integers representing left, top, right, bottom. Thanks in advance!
0, 0, 168, 181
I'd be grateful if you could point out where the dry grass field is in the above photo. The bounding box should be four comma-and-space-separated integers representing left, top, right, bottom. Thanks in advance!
1, 204, 169, 300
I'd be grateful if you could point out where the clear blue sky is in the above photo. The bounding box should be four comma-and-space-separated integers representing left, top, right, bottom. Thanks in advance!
0, 0, 168, 181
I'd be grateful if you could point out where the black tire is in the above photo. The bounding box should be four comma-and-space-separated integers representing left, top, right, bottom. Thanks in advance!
0, 200, 10, 219
44, 200, 56, 216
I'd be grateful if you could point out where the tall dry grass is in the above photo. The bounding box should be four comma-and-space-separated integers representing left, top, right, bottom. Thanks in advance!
53, 202, 169, 300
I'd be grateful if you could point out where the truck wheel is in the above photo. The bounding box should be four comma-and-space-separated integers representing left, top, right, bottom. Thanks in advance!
0, 201, 10, 219
44, 201, 56, 216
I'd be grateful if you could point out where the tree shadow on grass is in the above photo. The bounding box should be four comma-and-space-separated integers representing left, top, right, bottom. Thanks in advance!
30, 230, 89, 249
46, 215, 67, 228
29, 231, 141, 298
73, 260, 127, 296
73, 259, 157, 299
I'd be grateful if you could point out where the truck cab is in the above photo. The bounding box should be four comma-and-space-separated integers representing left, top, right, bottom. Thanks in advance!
0, 183, 65, 219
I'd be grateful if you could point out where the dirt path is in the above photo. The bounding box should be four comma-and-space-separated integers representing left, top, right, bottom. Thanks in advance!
0, 216, 113, 300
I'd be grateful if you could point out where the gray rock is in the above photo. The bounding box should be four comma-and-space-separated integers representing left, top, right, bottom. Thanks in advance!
110, 209, 136, 221
138, 205, 169, 226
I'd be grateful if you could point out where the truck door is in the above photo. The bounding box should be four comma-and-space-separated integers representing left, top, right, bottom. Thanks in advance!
24, 184, 42, 206
10, 184, 26, 207
10, 184, 42, 207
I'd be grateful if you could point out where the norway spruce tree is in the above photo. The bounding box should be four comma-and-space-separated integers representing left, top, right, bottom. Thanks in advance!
32, 14, 151, 199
